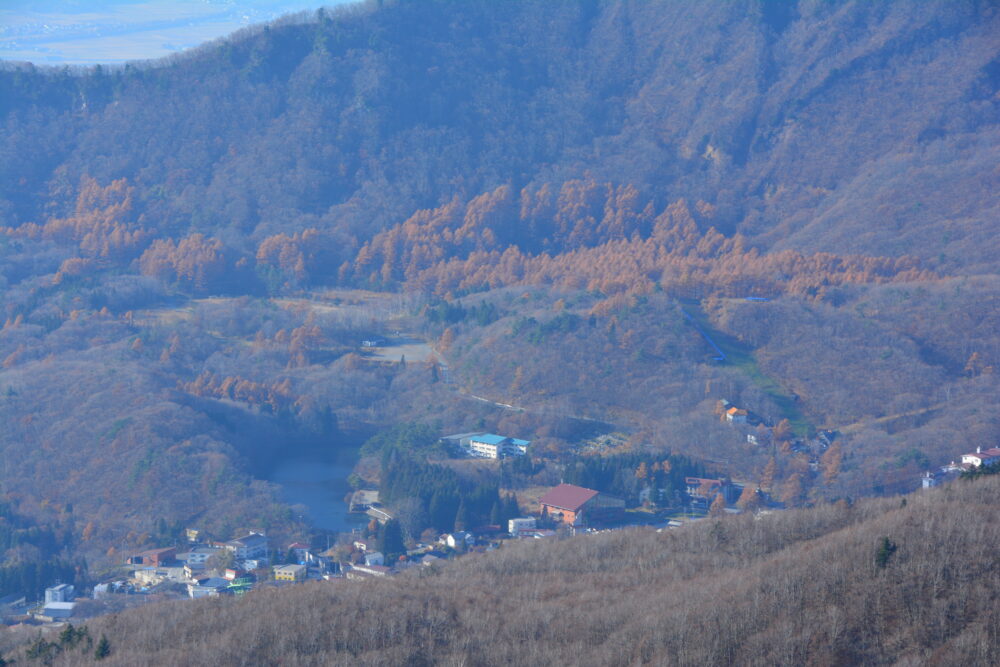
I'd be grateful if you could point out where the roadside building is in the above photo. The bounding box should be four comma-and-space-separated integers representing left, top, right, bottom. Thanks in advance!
225, 533, 268, 561
443, 432, 530, 459
187, 577, 230, 599
178, 546, 223, 565
273, 564, 307, 583
128, 547, 176, 567
538, 484, 624, 526
40, 601, 75, 621
726, 407, 748, 424
922, 471, 941, 489
465, 433, 530, 459
508, 517, 537, 537
44, 584, 75, 604
443, 532, 474, 550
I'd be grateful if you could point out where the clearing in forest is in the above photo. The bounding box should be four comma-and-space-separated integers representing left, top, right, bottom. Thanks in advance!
685, 302, 813, 438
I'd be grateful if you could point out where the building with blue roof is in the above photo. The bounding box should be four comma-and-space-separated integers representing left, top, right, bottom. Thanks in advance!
459, 433, 530, 459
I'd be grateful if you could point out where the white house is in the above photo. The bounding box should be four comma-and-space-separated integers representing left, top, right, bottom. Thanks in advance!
225, 533, 268, 561
178, 547, 223, 565
726, 407, 748, 424
444, 531, 474, 550
961, 446, 1000, 468
508, 517, 536, 537
364, 551, 385, 567
187, 577, 230, 599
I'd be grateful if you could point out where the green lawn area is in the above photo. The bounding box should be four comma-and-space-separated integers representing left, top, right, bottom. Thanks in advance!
686, 303, 812, 438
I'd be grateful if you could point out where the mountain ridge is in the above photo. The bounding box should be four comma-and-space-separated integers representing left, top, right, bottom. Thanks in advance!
1, 0, 997, 272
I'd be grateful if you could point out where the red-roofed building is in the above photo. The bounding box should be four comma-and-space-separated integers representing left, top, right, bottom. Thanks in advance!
961, 446, 1000, 468
538, 484, 624, 526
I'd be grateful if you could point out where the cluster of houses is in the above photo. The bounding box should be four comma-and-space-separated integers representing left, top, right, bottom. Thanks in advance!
68, 532, 338, 612
144, 533, 345, 595
440, 432, 531, 459
13, 475, 773, 627
720, 399, 841, 477
339, 480, 752, 580
923, 445, 1000, 487
30, 431, 990, 626
0, 584, 79, 624
340, 483, 636, 578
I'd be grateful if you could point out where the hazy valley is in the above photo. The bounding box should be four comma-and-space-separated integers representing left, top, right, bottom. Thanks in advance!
0, 0, 997, 663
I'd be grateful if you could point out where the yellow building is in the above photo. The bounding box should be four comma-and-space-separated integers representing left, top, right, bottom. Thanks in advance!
273, 564, 307, 583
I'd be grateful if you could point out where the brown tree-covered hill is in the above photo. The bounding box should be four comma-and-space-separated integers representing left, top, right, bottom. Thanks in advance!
0, 0, 998, 580
6, 476, 998, 666
1, 0, 997, 277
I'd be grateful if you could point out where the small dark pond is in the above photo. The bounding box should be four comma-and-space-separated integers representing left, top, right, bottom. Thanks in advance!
267, 454, 368, 534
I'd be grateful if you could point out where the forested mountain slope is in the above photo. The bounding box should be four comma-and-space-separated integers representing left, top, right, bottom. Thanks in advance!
1, 0, 997, 275
0, 0, 997, 576
7, 475, 998, 666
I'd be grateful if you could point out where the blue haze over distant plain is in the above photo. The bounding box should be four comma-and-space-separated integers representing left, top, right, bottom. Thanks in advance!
1, 1, 353, 65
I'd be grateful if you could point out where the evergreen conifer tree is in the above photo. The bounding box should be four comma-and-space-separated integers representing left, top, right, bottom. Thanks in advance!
95, 636, 111, 660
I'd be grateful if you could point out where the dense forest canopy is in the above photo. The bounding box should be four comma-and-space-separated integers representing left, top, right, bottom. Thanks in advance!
1, 0, 997, 274
0, 0, 997, 578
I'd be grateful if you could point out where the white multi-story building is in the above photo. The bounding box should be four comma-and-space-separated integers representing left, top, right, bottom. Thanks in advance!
178, 547, 223, 565
44, 584, 74, 604
462, 433, 530, 459
508, 517, 536, 537
225, 533, 268, 561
